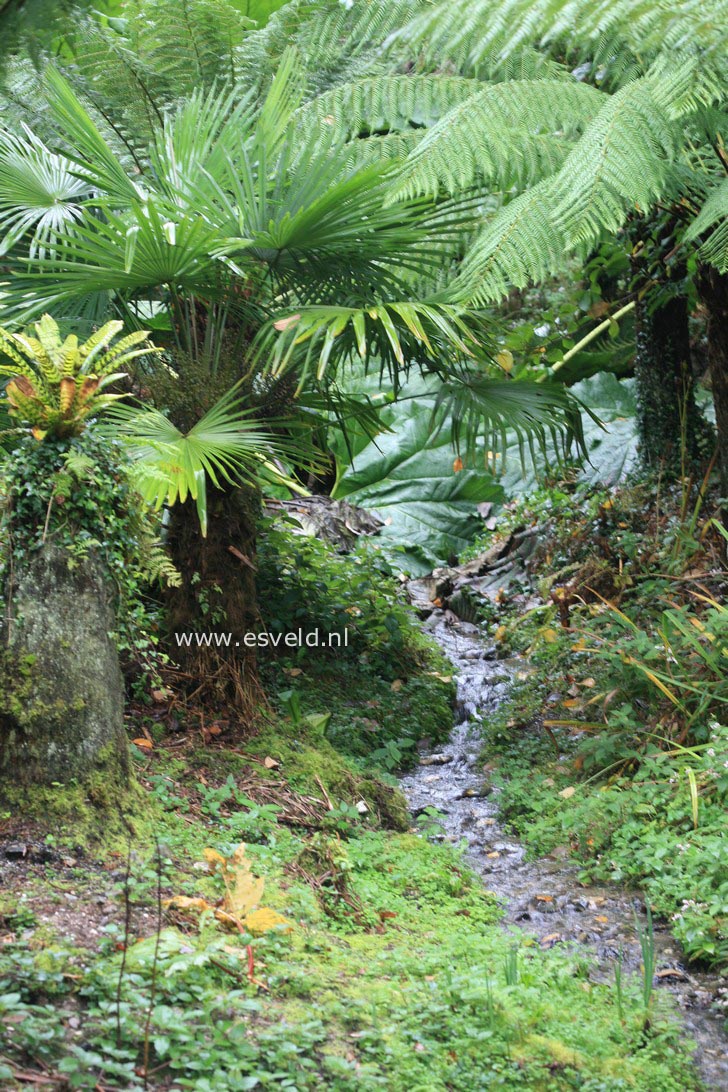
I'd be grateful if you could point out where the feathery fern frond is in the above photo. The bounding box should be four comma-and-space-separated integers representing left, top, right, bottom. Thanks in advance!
458, 181, 573, 303
296, 74, 485, 145
389, 79, 603, 200
685, 178, 728, 272
548, 77, 679, 247
341, 131, 423, 171
390, 0, 728, 76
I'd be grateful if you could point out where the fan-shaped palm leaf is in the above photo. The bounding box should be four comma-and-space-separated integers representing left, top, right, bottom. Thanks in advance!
106, 387, 284, 535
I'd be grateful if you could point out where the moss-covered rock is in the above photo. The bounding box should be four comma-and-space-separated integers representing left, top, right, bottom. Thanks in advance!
0, 546, 129, 790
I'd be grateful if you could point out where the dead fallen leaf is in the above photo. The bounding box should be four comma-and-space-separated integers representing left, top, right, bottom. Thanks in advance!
244, 908, 292, 935
558, 786, 576, 800
131, 738, 153, 751
263, 756, 279, 769
167, 844, 293, 937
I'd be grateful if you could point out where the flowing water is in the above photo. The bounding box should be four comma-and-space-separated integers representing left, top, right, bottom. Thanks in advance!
401, 613, 728, 1089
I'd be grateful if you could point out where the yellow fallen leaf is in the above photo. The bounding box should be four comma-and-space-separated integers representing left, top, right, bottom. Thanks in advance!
540, 628, 559, 644
164, 895, 214, 914
225, 844, 265, 919
244, 908, 293, 935
168, 844, 294, 938
494, 625, 508, 643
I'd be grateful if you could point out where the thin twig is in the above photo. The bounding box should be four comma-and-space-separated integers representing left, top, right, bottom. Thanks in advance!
142, 837, 163, 1088
115, 840, 133, 1050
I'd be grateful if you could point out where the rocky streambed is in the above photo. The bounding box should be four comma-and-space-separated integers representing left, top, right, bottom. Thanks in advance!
401, 610, 728, 1089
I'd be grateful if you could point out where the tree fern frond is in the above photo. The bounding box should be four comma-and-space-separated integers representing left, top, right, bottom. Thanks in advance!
392, 0, 728, 74
389, 79, 603, 200
341, 131, 424, 171
459, 181, 572, 304
547, 76, 679, 248
296, 74, 486, 145
685, 178, 728, 272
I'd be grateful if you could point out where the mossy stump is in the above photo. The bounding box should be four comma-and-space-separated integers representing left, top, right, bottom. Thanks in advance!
0, 546, 129, 791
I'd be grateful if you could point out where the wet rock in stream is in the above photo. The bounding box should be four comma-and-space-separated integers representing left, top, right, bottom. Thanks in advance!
401, 612, 728, 1091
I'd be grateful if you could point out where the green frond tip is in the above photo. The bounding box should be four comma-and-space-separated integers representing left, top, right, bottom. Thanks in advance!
686, 178, 728, 273
296, 74, 488, 146
259, 301, 488, 390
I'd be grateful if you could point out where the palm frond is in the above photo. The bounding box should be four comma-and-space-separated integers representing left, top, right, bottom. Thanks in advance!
257, 300, 492, 391
43, 67, 144, 204
106, 386, 277, 535
0, 127, 90, 258
432, 373, 592, 471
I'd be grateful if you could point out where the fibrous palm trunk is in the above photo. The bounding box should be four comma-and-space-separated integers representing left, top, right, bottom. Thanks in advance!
165, 484, 263, 718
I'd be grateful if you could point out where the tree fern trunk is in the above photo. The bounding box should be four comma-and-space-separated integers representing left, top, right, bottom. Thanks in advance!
165, 484, 263, 720
633, 286, 706, 474
697, 265, 728, 495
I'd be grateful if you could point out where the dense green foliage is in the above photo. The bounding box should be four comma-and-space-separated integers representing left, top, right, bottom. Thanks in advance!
0, 1, 726, 1087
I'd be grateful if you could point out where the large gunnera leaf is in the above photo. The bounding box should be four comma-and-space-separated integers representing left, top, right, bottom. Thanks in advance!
333, 394, 503, 572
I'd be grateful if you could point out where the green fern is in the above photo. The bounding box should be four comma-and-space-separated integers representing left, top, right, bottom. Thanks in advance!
686, 178, 728, 272
139, 539, 183, 587
390, 0, 728, 74
388, 79, 602, 199
458, 181, 573, 303
297, 74, 486, 145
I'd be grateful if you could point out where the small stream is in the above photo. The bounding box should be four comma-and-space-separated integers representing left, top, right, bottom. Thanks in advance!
401, 613, 728, 1089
